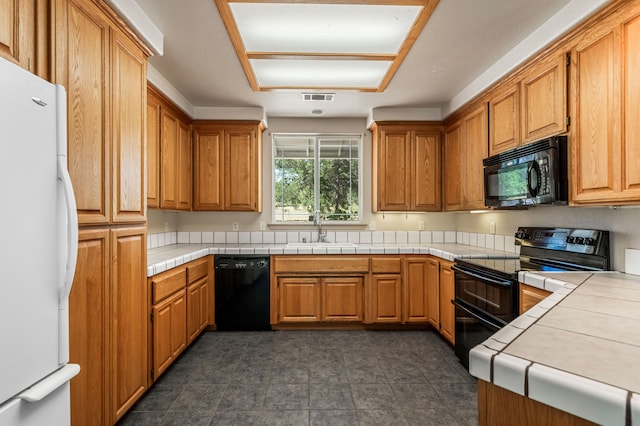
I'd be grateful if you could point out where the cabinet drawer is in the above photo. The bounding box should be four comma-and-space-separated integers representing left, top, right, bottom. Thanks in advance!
152, 268, 186, 303
273, 256, 370, 274
371, 256, 402, 274
187, 258, 209, 284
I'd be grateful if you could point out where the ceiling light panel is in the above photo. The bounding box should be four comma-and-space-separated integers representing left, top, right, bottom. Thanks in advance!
229, 3, 422, 55
251, 59, 392, 89
216, 0, 440, 92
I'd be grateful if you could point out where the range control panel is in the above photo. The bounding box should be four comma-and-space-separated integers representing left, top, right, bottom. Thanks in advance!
515, 227, 608, 256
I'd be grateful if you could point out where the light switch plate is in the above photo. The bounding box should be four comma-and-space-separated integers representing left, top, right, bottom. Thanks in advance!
625, 248, 640, 275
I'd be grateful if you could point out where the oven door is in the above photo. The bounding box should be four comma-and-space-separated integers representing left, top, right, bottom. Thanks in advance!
452, 264, 518, 369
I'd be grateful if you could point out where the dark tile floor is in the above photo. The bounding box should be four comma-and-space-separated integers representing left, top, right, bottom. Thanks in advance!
118, 330, 477, 426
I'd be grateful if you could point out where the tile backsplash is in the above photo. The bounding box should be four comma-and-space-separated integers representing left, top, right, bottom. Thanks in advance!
148, 230, 519, 254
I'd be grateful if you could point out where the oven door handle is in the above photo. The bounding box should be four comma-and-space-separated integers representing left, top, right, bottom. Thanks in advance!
452, 299, 505, 332
452, 264, 513, 287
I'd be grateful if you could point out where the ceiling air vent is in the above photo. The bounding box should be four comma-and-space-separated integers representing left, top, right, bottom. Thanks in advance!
302, 93, 335, 102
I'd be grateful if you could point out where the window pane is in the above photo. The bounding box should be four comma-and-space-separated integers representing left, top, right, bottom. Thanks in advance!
319, 139, 359, 221
273, 134, 361, 223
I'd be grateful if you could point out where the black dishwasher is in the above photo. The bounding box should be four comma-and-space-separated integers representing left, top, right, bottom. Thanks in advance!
214, 255, 271, 331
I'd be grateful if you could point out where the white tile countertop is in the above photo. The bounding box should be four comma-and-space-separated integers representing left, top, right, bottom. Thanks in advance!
470, 271, 640, 426
146, 242, 518, 277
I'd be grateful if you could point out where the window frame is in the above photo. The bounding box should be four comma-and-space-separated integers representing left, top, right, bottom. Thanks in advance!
271, 132, 363, 224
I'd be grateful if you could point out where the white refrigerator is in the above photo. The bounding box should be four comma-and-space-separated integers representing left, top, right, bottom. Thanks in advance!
0, 57, 80, 425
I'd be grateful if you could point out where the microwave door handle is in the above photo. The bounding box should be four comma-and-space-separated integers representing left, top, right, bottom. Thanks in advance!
452, 299, 504, 332
527, 161, 541, 197
452, 265, 513, 287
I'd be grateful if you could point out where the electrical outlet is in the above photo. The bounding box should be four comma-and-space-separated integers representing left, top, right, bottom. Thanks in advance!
418, 221, 425, 231
369, 220, 376, 231
490, 222, 496, 234
232, 222, 239, 231
259, 221, 267, 231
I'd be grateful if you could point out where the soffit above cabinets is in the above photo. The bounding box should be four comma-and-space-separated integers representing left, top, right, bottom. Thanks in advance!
214, 0, 440, 92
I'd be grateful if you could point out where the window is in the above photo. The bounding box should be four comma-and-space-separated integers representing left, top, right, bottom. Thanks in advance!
273, 133, 361, 223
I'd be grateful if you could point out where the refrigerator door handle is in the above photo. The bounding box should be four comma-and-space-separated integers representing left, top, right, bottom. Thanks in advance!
16, 364, 80, 403
57, 156, 78, 309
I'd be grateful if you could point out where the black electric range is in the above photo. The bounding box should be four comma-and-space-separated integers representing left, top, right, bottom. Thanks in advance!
452, 227, 610, 369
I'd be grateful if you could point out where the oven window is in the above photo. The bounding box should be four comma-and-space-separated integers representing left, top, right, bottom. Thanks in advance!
487, 162, 529, 200
455, 272, 515, 321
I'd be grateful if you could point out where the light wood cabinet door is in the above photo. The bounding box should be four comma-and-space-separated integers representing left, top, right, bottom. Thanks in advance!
160, 109, 178, 209
521, 53, 567, 143
519, 283, 551, 315
110, 28, 146, 223
187, 278, 209, 342
571, 4, 640, 205
372, 123, 442, 212
111, 227, 147, 422
69, 229, 110, 426
0, 0, 47, 77
146, 90, 161, 209
55, 0, 111, 225
193, 121, 262, 211
55, 0, 147, 225
224, 125, 260, 211
412, 131, 442, 211
444, 121, 463, 211
322, 277, 364, 322
374, 127, 412, 211
369, 274, 402, 323
403, 257, 429, 323
193, 127, 224, 210
425, 257, 440, 329
489, 83, 520, 156
439, 261, 455, 345
177, 120, 192, 210
152, 289, 186, 379
463, 105, 489, 210
278, 277, 321, 322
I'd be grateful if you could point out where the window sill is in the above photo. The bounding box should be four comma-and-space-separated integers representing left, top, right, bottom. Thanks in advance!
267, 223, 368, 230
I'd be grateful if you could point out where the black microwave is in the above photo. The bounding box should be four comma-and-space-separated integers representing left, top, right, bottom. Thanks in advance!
483, 136, 568, 208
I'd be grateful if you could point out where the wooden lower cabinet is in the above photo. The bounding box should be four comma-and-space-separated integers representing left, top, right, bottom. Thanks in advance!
403, 257, 430, 323
278, 277, 322, 322
370, 274, 402, 323
70, 229, 110, 426
519, 283, 552, 314
152, 289, 187, 378
187, 278, 209, 342
425, 257, 440, 329
70, 226, 147, 425
478, 380, 597, 426
439, 260, 455, 345
323, 277, 364, 321
111, 227, 148, 422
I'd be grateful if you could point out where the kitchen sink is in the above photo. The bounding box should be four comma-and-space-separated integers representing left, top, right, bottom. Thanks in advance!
285, 242, 357, 248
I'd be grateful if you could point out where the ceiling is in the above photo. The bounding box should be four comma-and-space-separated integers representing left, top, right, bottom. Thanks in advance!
133, 0, 574, 119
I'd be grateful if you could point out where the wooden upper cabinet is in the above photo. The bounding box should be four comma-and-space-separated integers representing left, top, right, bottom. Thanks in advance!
110, 28, 146, 223
193, 127, 224, 210
54, 0, 148, 225
146, 90, 161, 209
570, 1, 640, 205
159, 107, 191, 211
193, 121, 263, 212
0, 0, 48, 78
372, 122, 442, 212
489, 83, 520, 155
443, 121, 463, 211
413, 130, 442, 211
444, 104, 488, 211
521, 53, 567, 143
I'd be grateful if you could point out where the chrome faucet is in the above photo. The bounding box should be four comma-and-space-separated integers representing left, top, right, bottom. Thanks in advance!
313, 210, 327, 242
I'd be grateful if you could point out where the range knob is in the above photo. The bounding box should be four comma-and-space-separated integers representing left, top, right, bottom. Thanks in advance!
257, 260, 267, 268
515, 230, 530, 240
566, 236, 575, 244
584, 237, 596, 246
574, 237, 585, 245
